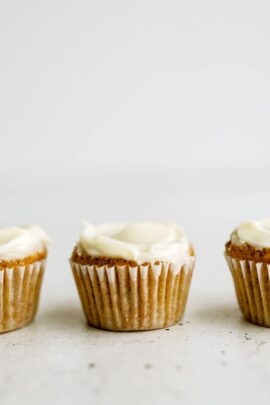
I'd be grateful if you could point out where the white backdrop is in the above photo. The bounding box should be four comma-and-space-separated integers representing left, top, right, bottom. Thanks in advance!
1, 2, 270, 405
1, 0, 270, 174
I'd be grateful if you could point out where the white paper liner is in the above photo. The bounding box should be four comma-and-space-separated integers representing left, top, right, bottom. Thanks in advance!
0, 260, 45, 333
226, 254, 270, 327
70, 258, 195, 331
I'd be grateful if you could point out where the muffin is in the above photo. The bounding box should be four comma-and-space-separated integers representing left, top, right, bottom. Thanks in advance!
225, 219, 270, 327
70, 222, 195, 331
0, 225, 49, 333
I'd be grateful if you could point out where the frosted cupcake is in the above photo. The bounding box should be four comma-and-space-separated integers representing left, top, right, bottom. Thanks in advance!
70, 222, 195, 331
0, 226, 49, 333
225, 219, 270, 327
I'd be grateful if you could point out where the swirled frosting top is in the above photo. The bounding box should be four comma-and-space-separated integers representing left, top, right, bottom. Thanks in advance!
231, 219, 270, 249
0, 225, 49, 261
78, 222, 193, 264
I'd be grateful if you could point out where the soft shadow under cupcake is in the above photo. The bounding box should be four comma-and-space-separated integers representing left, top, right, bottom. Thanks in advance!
191, 299, 241, 325
38, 302, 86, 331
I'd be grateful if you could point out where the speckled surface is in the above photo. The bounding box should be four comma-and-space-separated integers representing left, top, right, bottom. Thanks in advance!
1, 293, 270, 405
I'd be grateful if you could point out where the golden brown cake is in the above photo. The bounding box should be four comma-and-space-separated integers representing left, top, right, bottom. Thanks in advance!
70, 222, 195, 331
0, 226, 49, 333
225, 219, 270, 327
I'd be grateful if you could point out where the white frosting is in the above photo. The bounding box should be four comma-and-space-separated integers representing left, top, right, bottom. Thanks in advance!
0, 226, 49, 261
231, 219, 270, 249
78, 222, 193, 265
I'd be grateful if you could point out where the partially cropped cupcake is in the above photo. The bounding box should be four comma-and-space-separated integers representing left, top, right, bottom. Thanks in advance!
70, 222, 195, 331
0, 225, 49, 333
225, 219, 270, 327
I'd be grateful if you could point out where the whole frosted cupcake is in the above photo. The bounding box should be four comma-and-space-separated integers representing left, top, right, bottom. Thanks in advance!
0, 225, 49, 333
70, 222, 195, 331
225, 219, 270, 327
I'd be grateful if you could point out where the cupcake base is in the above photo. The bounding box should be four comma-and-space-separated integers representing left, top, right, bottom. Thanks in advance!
0, 259, 46, 333
71, 260, 194, 331
226, 254, 270, 327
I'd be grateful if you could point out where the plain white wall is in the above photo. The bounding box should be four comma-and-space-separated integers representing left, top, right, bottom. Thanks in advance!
1, 1, 270, 297
1, 0, 270, 179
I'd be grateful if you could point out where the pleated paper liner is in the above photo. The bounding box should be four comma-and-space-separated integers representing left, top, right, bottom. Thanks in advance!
226, 254, 270, 327
71, 259, 195, 331
0, 260, 46, 333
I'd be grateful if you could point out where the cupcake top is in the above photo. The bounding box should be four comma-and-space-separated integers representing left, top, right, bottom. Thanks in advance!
0, 225, 49, 261
77, 222, 193, 265
230, 219, 270, 249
